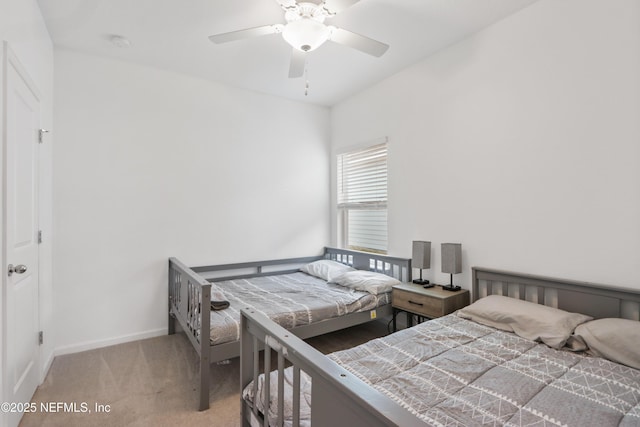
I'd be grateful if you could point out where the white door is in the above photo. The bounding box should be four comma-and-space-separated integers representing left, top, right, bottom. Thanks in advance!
3, 43, 41, 427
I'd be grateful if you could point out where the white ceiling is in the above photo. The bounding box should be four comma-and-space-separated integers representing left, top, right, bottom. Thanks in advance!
37, 0, 538, 106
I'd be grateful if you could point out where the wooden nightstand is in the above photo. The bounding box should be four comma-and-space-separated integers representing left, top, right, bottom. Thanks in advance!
392, 283, 470, 331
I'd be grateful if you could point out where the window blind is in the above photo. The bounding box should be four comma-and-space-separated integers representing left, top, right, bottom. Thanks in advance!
337, 143, 388, 253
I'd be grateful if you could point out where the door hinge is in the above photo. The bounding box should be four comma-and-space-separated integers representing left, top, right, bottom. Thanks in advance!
39, 331, 44, 345
38, 230, 42, 244
38, 129, 49, 144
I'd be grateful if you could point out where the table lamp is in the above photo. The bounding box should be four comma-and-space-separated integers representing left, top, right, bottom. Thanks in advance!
412, 241, 433, 287
441, 243, 462, 291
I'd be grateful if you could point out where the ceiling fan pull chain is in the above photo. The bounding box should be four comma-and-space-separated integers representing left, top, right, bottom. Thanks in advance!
305, 65, 309, 96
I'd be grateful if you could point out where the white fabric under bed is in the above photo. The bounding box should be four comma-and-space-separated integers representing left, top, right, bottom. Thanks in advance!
208, 272, 391, 346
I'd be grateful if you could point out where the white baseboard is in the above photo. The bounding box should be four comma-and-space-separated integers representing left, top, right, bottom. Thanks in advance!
40, 350, 55, 383
53, 328, 167, 357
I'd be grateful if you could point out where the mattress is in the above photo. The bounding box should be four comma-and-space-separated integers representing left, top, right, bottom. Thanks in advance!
208, 272, 390, 346
243, 314, 640, 427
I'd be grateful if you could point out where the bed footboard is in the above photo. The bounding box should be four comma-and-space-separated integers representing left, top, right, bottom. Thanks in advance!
240, 308, 422, 427
168, 257, 212, 411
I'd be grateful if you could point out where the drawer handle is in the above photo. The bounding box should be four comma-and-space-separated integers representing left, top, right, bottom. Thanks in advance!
408, 300, 423, 306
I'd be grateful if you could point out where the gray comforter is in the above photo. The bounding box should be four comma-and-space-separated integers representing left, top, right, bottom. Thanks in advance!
207, 272, 390, 345
244, 314, 640, 426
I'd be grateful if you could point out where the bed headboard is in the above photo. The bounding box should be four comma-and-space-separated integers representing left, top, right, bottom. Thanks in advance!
192, 247, 411, 283
325, 247, 412, 282
472, 267, 640, 320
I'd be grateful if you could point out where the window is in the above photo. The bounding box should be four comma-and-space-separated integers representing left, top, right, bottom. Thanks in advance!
337, 142, 388, 254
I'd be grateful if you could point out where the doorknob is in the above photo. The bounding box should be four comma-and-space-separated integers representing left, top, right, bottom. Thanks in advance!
7, 264, 27, 277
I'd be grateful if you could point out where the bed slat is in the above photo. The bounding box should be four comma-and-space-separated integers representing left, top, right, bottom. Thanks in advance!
277, 351, 284, 427
264, 348, 271, 427
252, 337, 259, 418
292, 366, 300, 427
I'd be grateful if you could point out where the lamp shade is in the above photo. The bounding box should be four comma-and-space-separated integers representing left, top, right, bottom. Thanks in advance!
412, 241, 431, 269
441, 243, 462, 274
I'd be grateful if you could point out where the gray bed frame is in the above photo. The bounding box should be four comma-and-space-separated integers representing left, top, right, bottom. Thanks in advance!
240, 266, 640, 427
168, 247, 412, 411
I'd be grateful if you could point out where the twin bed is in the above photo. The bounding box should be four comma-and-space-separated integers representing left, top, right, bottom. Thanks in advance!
240, 267, 640, 426
168, 247, 412, 410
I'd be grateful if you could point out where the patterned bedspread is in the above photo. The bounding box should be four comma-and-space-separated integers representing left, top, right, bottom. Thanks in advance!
208, 272, 390, 346
244, 315, 640, 426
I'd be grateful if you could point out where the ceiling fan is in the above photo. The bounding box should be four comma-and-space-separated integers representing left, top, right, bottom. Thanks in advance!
208, 0, 389, 78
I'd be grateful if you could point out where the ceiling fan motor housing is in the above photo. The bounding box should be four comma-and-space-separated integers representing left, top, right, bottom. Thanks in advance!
285, 2, 327, 22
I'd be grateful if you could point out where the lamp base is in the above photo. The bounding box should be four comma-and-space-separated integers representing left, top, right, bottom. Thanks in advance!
441, 284, 461, 292
413, 279, 433, 288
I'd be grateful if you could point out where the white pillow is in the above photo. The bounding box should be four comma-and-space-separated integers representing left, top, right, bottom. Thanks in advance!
574, 318, 640, 369
300, 260, 354, 282
330, 270, 400, 295
457, 295, 592, 349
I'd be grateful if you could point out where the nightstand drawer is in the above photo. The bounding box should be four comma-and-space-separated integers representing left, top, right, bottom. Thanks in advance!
392, 288, 445, 318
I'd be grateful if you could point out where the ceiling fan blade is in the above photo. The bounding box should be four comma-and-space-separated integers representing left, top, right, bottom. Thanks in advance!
321, 0, 361, 15
289, 48, 306, 78
208, 24, 283, 44
328, 27, 389, 57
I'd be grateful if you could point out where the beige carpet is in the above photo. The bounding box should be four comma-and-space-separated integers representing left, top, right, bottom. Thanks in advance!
20, 319, 390, 427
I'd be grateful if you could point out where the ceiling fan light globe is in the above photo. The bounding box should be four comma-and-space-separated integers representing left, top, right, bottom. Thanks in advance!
282, 19, 330, 52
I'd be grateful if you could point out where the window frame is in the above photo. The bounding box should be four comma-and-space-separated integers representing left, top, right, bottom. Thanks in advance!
336, 139, 388, 255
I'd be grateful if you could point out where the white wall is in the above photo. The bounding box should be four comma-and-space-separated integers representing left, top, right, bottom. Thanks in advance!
331, 0, 640, 289
53, 50, 330, 353
0, 0, 54, 389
